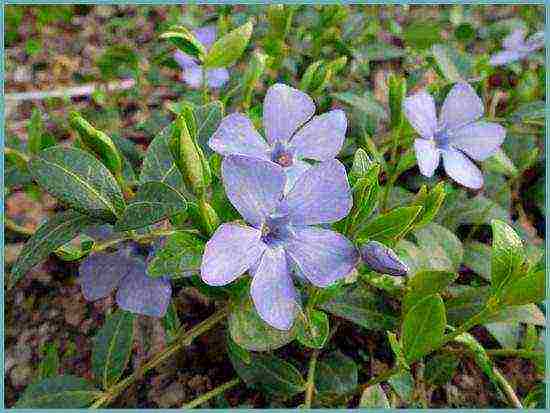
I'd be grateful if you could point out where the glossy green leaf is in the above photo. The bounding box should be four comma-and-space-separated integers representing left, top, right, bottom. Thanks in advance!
462, 241, 492, 281
29, 146, 125, 221
15, 375, 101, 408
203, 21, 253, 69
315, 351, 358, 397
402, 294, 446, 363
425, 353, 459, 385
403, 21, 442, 49
92, 310, 135, 389
147, 231, 204, 279
228, 294, 296, 352
360, 384, 390, 408
296, 309, 330, 349
431, 43, 473, 82
116, 181, 187, 231
414, 223, 463, 271
10, 210, 98, 288
357, 206, 422, 244
28, 107, 53, 155
403, 270, 458, 314
491, 219, 525, 292
161, 302, 182, 344
499, 270, 545, 306
160, 25, 206, 61
411, 182, 446, 229
388, 370, 414, 402
320, 284, 398, 331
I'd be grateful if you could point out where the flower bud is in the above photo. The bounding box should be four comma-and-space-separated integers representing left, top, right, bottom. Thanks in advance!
361, 240, 409, 276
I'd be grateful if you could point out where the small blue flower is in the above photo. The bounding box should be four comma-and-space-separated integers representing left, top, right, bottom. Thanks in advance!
361, 241, 409, 276
490, 28, 544, 66
174, 26, 229, 89
403, 82, 506, 189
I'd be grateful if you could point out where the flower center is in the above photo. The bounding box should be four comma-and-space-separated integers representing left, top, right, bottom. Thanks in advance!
271, 142, 294, 167
261, 212, 292, 245
434, 128, 451, 149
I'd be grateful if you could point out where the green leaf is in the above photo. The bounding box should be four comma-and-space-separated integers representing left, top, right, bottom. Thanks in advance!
403, 270, 458, 314
55, 234, 94, 262
360, 384, 390, 408
315, 351, 358, 397
431, 43, 473, 82
161, 302, 182, 344
160, 25, 206, 61
27, 108, 46, 155
490, 220, 525, 292
29, 146, 125, 221
411, 182, 446, 229
139, 124, 186, 193
462, 241, 492, 281
38, 341, 60, 380
296, 309, 330, 349
92, 310, 135, 389
228, 294, 296, 352
414, 223, 463, 271
402, 294, 446, 363
403, 21, 442, 49
499, 270, 545, 306
482, 148, 518, 178
320, 284, 398, 331
425, 353, 459, 385
147, 231, 204, 279
192, 101, 224, 155
388, 370, 414, 402
203, 21, 253, 69
332, 91, 388, 124
116, 181, 187, 231
15, 375, 101, 408
357, 206, 422, 244
10, 210, 98, 288
227, 338, 305, 398
485, 322, 520, 349
241, 51, 268, 108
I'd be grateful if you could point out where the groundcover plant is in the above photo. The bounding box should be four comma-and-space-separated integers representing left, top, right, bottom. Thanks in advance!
4, 4, 546, 409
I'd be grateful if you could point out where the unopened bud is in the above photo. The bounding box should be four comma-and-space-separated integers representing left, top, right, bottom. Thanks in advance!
361, 241, 409, 276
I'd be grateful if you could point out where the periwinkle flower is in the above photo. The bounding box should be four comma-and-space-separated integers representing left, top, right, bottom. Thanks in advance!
78, 244, 171, 317
209, 83, 347, 191
200, 155, 359, 330
174, 26, 229, 89
403, 82, 506, 189
490, 28, 545, 66
361, 241, 409, 276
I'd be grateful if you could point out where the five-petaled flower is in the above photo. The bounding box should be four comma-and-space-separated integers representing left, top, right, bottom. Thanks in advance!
200, 155, 359, 330
209, 83, 347, 191
403, 82, 506, 189
79, 243, 171, 317
174, 26, 229, 89
490, 28, 545, 66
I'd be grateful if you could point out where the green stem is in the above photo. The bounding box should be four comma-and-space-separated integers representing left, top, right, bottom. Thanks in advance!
439, 308, 491, 347
492, 366, 523, 408
91, 306, 229, 408
380, 127, 401, 212
182, 377, 241, 409
202, 70, 209, 104
304, 350, 320, 408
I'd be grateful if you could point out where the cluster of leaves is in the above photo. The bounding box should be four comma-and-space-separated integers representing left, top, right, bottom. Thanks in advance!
5, 4, 545, 409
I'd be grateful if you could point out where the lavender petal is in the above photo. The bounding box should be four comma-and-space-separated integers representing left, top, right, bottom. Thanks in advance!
206, 68, 230, 88
284, 226, 359, 287
489, 50, 523, 66
283, 159, 352, 225
116, 260, 172, 317
251, 246, 298, 331
403, 90, 437, 139
209, 113, 271, 159
201, 223, 267, 286
193, 25, 217, 50
503, 28, 527, 49
222, 155, 285, 227
439, 82, 483, 131
361, 241, 409, 276
174, 50, 198, 69
442, 148, 484, 189
181, 66, 204, 89
284, 160, 311, 194
263, 83, 315, 144
414, 138, 441, 178
290, 110, 347, 161
449, 121, 506, 161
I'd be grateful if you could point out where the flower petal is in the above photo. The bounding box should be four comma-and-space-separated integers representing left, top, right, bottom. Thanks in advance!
201, 223, 267, 286
403, 90, 437, 139
206, 68, 230, 88
284, 160, 311, 194
414, 138, 441, 177
442, 148, 484, 189
263, 83, 315, 144
290, 110, 347, 161
193, 26, 217, 50
284, 226, 359, 287
222, 155, 285, 227
116, 260, 172, 317
174, 50, 197, 69
449, 121, 506, 161
251, 246, 298, 330
283, 159, 352, 225
489, 50, 523, 66
78, 251, 133, 301
181, 66, 204, 89
439, 82, 484, 131
209, 114, 271, 159
503, 28, 527, 50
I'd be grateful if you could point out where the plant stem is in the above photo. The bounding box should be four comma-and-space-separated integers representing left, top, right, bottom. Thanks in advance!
202, 70, 209, 104
493, 366, 523, 408
91, 306, 229, 408
304, 349, 320, 408
182, 377, 241, 409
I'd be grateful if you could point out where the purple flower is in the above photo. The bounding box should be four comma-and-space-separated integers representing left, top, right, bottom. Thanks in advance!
361, 241, 409, 276
79, 246, 171, 317
174, 26, 229, 89
209, 83, 348, 191
490, 28, 545, 66
403, 82, 506, 189
200, 155, 359, 330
